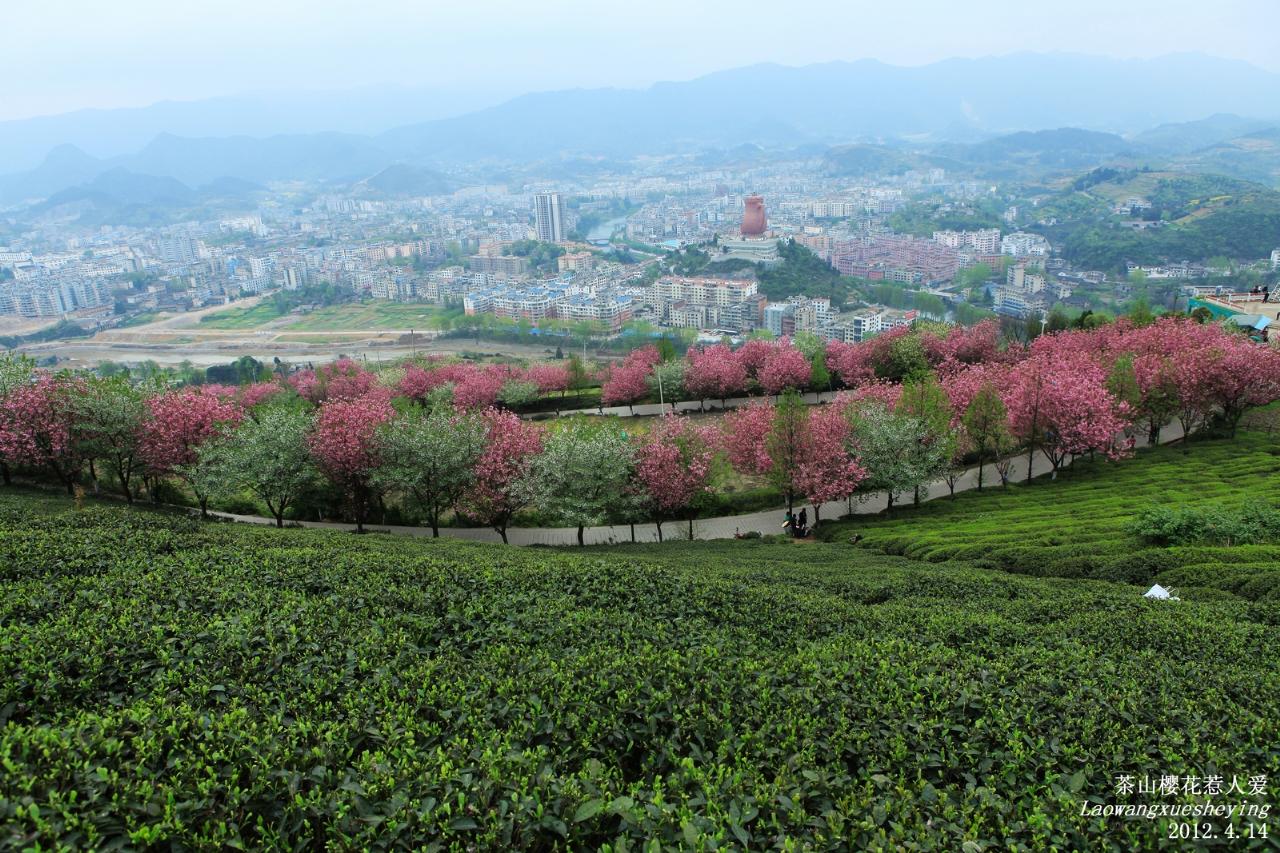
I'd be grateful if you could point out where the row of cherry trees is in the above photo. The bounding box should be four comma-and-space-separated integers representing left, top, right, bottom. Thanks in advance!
1, 317, 1277, 540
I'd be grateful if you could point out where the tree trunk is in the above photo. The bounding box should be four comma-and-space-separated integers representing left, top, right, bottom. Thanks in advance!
1026, 446, 1035, 484
199, 496, 209, 518
577, 525, 585, 547
629, 523, 635, 543
655, 520, 664, 543
688, 517, 694, 540
914, 485, 921, 506
813, 504, 821, 525
498, 526, 508, 544
977, 456, 985, 490
886, 492, 895, 513
1, 462, 9, 486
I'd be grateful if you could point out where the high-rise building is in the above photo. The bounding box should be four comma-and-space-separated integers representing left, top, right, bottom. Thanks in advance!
534, 192, 565, 243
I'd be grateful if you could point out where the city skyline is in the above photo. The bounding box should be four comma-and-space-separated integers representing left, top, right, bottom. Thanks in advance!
4, 0, 1279, 122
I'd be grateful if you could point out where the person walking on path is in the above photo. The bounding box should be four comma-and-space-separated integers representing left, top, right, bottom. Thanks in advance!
797, 508, 808, 536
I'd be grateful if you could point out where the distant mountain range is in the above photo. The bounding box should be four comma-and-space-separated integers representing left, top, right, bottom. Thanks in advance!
3, 53, 1280, 213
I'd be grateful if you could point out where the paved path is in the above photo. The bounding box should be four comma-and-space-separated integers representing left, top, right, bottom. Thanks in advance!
208, 424, 1185, 546
525, 391, 842, 420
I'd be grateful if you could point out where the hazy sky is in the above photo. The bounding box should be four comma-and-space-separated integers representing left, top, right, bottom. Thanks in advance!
6, 0, 1279, 121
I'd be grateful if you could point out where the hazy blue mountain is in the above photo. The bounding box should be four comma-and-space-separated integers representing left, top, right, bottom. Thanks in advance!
0, 144, 114, 205
1173, 127, 1280, 186
124, 132, 392, 186
29, 168, 266, 227
4, 53, 1280, 204
376, 53, 1280, 162
1131, 114, 1276, 154
357, 163, 453, 198
0, 87, 509, 173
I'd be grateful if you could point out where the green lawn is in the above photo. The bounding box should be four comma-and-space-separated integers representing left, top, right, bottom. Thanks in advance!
198, 302, 288, 329
1, 433, 1278, 848
284, 302, 454, 332
821, 424, 1280, 601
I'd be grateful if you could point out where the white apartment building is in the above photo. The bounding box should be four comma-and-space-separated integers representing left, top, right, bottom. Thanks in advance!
653, 276, 757, 307
1001, 232, 1050, 257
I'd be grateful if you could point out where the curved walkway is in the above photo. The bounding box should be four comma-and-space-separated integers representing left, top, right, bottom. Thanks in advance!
525, 391, 842, 420
208, 423, 1185, 546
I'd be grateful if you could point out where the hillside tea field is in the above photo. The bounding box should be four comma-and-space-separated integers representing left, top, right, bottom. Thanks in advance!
821, 429, 1280, 602
1, 488, 1277, 850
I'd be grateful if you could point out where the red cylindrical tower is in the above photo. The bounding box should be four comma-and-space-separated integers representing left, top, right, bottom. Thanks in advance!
741, 195, 766, 236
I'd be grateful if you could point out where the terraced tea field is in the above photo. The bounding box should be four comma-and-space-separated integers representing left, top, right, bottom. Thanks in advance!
821, 428, 1280, 602
1, 463, 1277, 848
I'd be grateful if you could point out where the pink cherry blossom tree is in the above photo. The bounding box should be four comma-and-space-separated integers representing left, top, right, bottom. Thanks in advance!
684, 344, 747, 409
633, 415, 718, 540
0, 374, 84, 493
308, 390, 395, 532
758, 342, 812, 397
459, 409, 544, 544
138, 386, 244, 511
793, 404, 866, 524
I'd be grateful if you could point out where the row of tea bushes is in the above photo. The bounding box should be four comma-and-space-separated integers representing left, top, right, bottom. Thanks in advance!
2, 495, 1277, 848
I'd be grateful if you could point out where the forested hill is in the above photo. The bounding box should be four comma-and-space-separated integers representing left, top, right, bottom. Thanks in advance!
1029, 169, 1280, 270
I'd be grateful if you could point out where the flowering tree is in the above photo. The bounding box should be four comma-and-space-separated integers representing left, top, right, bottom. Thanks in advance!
309, 391, 394, 532
238, 381, 287, 413
685, 344, 747, 409
459, 409, 543, 544
497, 378, 541, 410
0, 353, 35, 486
735, 338, 774, 387
530, 419, 635, 545
825, 340, 874, 390
1197, 340, 1280, 436
1131, 354, 1181, 446
137, 386, 243, 511
647, 360, 686, 413
372, 405, 485, 536
601, 362, 651, 413
848, 402, 950, 512
895, 374, 957, 504
69, 375, 147, 502
0, 374, 84, 493
722, 399, 775, 476
793, 405, 866, 524
289, 358, 376, 404
1005, 349, 1130, 477
525, 362, 571, 396
633, 415, 718, 540
725, 391, 809, 513
453, 365, 509, 411
1004, 358, 1052, 484
221, 404, 319, 527
759, 343, 813, 396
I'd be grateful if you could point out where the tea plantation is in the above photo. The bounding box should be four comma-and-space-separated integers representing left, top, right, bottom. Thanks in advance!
820, 426, 1280, 602
2, 460, 1279, 848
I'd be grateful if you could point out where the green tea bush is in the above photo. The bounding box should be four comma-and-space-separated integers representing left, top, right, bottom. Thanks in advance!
827, 430, 1280, 601
1131, 503, 1280, 547
1, 495, 1278, 850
